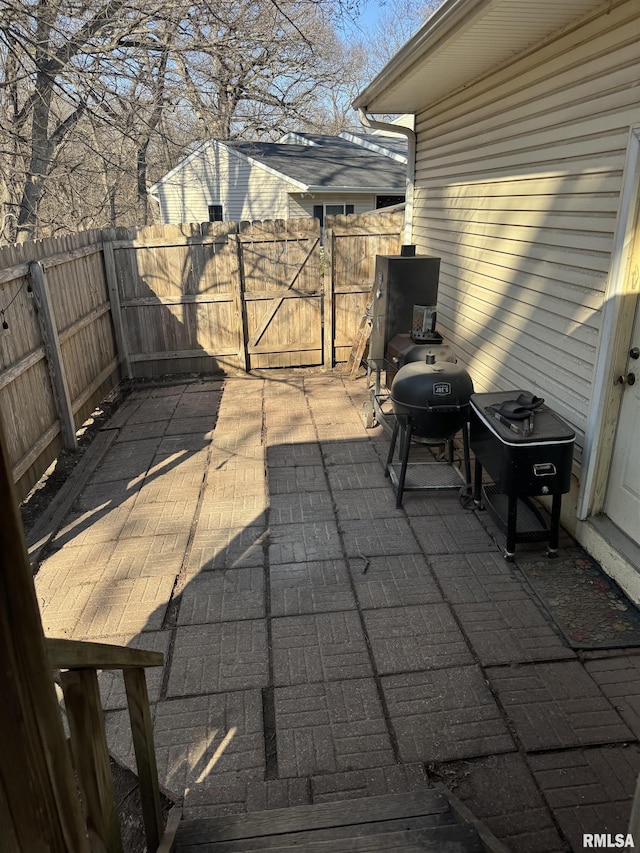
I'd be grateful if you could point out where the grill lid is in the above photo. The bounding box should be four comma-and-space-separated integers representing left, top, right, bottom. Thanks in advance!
390, 360, 474, 440
391, 360, 474, 412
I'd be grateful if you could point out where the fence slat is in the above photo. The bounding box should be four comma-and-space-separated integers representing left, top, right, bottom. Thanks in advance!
230, 235, 249, 372
12, 421, 60, 482
324, 226, 334, 369
29, 261, 77, 451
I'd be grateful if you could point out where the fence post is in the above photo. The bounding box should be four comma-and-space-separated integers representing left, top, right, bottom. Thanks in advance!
232, 226, 249, 372
102, 239, 132, 380
29, 261, 78, 451
323, 225, 334, 369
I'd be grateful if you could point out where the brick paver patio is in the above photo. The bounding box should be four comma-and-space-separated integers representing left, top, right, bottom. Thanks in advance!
32, 373, 640, 853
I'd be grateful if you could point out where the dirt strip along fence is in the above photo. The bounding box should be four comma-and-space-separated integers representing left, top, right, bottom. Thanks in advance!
0, 212, 403, 499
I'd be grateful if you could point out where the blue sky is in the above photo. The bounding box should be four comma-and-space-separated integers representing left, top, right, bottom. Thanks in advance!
340, 0, 440, 48
340, 0, 385, 39
355, 0, 384, 28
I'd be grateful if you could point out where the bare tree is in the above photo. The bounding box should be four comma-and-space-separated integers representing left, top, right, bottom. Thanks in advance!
301, 37, 370, 134
0, 0, 176, 238
298, 0, 443, 136
0, 0, 359, 241
172, 0, 347, 140
361, 0, 441, 77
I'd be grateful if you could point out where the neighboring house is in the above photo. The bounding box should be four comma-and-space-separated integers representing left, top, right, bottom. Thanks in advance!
148, 133, 406, 226
354, 0, 640, 595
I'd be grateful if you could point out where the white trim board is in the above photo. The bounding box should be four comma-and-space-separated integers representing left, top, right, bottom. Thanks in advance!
579, 125, 640, 520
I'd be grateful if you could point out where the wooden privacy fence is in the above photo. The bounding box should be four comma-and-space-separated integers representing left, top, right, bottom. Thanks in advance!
0, 232, 120, 500
109, 212, 402, 375
0, 211, 403, 498
108, 217, 325, 374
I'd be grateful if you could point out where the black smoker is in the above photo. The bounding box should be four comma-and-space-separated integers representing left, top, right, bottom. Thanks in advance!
369, 247, 442, 365
368, 247, 457, 385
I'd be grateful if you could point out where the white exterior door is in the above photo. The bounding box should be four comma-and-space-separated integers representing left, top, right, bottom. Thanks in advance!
605, 291, 640, 546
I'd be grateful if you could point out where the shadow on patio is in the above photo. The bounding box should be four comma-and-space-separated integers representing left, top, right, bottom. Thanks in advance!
31, 372, 640, 853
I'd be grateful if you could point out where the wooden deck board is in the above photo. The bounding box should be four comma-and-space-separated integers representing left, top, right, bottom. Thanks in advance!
176, 789, 450, 847
178, 823, 484, 852
177, 811, 455, 852
174, 788, 490, 851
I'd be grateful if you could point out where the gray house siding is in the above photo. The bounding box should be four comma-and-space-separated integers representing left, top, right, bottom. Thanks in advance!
412, 0, 639, 461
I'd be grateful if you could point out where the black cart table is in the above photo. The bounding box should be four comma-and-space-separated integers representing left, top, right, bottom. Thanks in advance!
470, 391, 575, 559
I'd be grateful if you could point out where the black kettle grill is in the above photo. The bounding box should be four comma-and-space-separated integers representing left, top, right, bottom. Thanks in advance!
390, 357, 474, 439
386, 356, 474, 506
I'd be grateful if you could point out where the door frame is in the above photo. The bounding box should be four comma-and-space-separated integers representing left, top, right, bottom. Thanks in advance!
579, 124, 640, 521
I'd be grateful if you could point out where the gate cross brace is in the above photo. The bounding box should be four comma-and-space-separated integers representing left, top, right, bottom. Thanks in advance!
248, 237, 320, 348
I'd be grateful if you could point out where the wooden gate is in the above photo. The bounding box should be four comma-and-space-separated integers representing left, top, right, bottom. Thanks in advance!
324, 212, 404, 365
238, 219, 322, 369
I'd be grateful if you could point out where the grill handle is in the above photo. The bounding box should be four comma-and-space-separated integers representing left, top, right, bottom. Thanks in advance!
398, 401, 469, 414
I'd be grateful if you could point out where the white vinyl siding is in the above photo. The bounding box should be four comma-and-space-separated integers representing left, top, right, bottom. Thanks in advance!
412, 0, 639, 460
155, 142, 295, 224
288, 194, 378, 218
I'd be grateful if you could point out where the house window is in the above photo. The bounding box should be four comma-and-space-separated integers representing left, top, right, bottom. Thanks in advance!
312, 203, 354, 227
376, 195, 405, 210
208, 204, 223, 222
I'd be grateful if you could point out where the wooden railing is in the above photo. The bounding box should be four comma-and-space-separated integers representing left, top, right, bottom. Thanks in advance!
46, 637, 165, 853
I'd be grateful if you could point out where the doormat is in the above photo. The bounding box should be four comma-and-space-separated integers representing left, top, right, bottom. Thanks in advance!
517, 551, 640, 649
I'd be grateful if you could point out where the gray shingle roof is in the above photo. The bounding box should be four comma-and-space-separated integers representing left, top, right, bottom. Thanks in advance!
224, 137, 405, 190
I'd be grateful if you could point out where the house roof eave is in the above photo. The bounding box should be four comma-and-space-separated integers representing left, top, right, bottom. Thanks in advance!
353, 0, 610, 115
339, 131, 408, 163
302, 186, 405, 195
